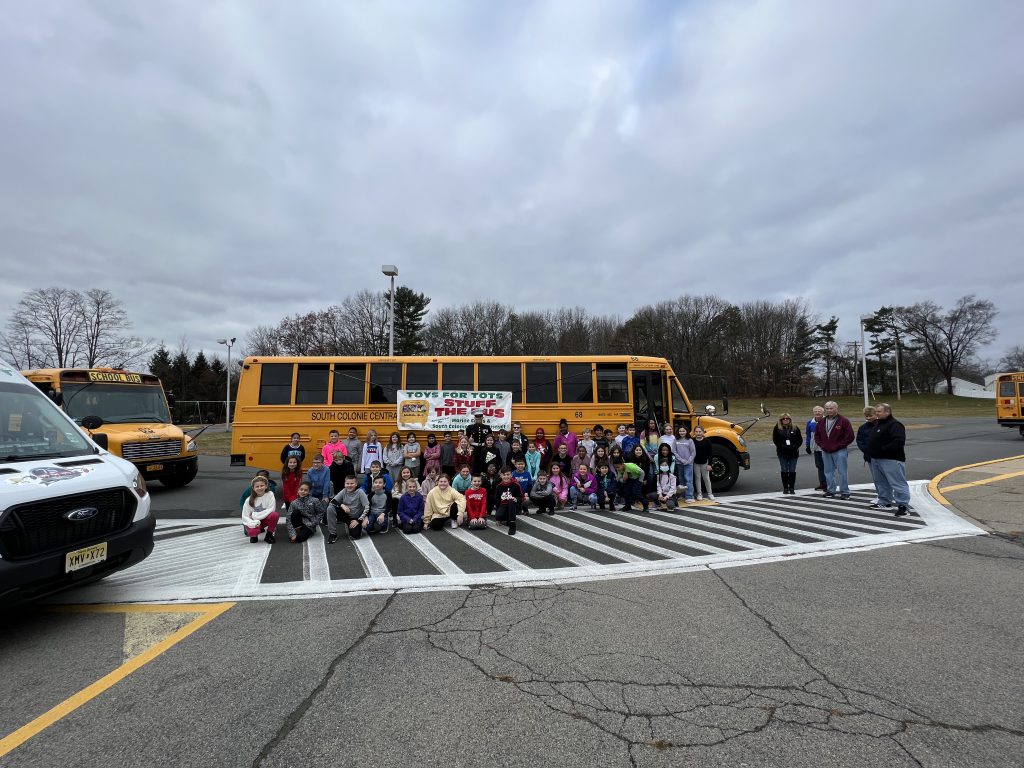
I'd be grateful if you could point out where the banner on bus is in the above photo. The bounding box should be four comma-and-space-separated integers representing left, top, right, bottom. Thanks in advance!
396, 391, 512, 431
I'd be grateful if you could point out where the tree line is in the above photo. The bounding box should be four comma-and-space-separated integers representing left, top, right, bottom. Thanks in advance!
2, 287, 1005, 401
244, 289, 1001, 398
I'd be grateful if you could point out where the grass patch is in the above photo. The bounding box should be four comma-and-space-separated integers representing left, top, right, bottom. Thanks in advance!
722, 394, 993, 442
181, 426, 232, 456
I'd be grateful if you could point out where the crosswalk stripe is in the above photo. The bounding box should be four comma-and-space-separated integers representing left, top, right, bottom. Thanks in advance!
719, 503, 892, 536
645, 508, 799, 546
681, 508, 835, 540
573, 510, 731, 554
402, 532, 465, 576
518, 517, 645, 563
638, 510, 781, 549
352, 537, 390, 579
751, 499, 922, 530
544, 515, 699, 559
306, 534, 331, 582
509, 530, 600, 567
448, 527, 528, 571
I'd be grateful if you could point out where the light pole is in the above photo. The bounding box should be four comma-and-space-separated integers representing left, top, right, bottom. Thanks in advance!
217, 337, 236, 431
859, 316, 871, 408
381, 264, 398, 356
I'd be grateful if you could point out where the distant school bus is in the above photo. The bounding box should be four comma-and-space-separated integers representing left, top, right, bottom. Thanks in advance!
995, 372, 1024, 437
21, 368, 199, 487
231, 355, 754, 491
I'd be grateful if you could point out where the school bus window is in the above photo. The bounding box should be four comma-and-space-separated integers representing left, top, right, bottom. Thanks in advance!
561, 363, 593, 403
441, 363, 474, 390
369, 363, 402, 404
596, 363, 628, 403
295, 364, 329, 405
259, 364, 294, 405
406, 362, 438, 390
332, 364, 366, 405
999, 381, 1015, 397
671, 377, 691, 413
479, 363, 522, 403
525, 363, 557, 403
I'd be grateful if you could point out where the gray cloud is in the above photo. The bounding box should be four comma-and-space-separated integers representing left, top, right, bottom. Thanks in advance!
1, 0, 1020, 363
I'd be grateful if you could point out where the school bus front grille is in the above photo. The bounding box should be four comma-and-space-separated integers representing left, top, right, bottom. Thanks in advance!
122, 441, 182, 461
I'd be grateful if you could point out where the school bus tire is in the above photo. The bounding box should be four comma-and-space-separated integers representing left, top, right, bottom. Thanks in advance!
1019, 426, 1024, 438
709, 442, 740, 492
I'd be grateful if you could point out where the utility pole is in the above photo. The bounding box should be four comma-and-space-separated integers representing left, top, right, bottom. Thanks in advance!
217, 337, 236, 430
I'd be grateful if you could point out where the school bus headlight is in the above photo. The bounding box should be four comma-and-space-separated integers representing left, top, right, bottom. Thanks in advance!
186, 440, 197, 453
737, 436, 747, 448
132, 472, 148, 498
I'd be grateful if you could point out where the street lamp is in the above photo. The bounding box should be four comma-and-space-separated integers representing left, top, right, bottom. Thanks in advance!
216, 337, 236, 431
859, 316, 871, 408
381, 264, 398, 357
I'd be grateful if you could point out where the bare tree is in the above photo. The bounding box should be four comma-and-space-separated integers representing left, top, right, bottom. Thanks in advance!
998, 345, 1024, 372
78, 288, 153, 368
343, 290, 389, 355
244, 324, 282, 357
899, 296, 998, 395
4, 287, 85, 367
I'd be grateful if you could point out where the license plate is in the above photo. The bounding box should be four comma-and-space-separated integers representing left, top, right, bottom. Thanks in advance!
146, 464, 164, 472
66, 542, 108, 573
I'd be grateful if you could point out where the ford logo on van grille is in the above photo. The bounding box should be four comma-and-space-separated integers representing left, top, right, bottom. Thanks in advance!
64, 507, 100, 523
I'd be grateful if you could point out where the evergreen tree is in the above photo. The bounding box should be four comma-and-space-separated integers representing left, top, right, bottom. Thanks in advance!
169, 350, 191, 399
149, 345, 173, 382
813, 316, 839, 396
391, 286, 431, 355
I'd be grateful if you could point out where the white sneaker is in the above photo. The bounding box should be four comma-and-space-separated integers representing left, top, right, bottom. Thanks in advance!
696, 495, 703, 501
706, 494, 716, 501
685, 498, 695, 504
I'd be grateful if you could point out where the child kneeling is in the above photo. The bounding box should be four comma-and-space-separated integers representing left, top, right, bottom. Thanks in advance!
398, 478, 425, 533
464, 474, 488, 529
646, 462, 679, 510
287, 481, 323, 542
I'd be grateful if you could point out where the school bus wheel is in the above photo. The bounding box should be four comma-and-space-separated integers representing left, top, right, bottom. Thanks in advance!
709, 442, 740, 493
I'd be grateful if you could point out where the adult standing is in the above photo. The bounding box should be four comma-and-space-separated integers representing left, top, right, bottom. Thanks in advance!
804, 406, 827, 491
771, 413, 801, 495
465, 410, 492, 449
868, 404, 911, 516
815, 401, 854, 499
856, 406, 880, 506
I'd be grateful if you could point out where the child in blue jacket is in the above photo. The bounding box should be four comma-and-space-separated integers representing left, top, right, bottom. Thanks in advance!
397, 478, 425, 533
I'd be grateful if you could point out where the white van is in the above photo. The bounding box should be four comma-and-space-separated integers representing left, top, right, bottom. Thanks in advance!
0, 362, 154, 605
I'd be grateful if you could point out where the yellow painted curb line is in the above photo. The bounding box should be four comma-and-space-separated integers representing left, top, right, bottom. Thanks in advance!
0, 602, 234, 759
942, 469, 1024, 494
928, 453, 1024, 506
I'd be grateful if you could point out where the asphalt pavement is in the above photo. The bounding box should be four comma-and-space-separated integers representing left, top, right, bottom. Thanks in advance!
1, 416, 1022, 768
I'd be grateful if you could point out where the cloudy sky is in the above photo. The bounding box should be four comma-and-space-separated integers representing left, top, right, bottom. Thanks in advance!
1, 0, 1021, 363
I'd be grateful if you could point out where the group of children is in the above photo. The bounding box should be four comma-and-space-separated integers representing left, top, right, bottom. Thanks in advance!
240, 417, 721, 545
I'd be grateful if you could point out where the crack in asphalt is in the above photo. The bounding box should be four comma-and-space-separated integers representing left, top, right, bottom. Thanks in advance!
249, 577, 1023, 766
250, 591, 398, 768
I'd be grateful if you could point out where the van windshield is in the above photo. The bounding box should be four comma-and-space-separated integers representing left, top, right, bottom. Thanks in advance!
62, 383, 171, 424
0, 383, 92, 461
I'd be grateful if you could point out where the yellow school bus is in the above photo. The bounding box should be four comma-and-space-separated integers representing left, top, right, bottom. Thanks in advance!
20, 368, 199, 487
995, 372, 1024, 437
230, 355, 753, 491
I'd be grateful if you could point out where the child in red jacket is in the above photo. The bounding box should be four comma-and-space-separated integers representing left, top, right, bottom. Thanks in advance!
464, 474, 488, 530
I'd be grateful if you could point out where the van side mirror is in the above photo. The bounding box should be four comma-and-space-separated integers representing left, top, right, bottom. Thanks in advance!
81, 415, 104, 430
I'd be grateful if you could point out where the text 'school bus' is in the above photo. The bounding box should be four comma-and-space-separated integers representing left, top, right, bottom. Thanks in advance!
20, 368, 199, 488
231, 355, 753, 491
0, 362, 154, 605
995, 372, 1024, 437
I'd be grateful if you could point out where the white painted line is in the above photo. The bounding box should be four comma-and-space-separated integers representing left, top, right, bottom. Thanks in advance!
716, 503, 887, 537
352, 536, 390, 579
519, 517, 645, 563
547, 515, 692, 559
750, 498, 923, 529
402, 532, 463, 576
307, 534, 331, 583
448, 527, 529, 571
573, 510, 730, 554
686, 507, 835, 540
646, 509, 796, 546
635, 510, 775, 550
509, 530, 599, 567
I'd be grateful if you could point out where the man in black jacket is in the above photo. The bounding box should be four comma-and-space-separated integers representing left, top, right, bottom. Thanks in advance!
868, 404, 910, 517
